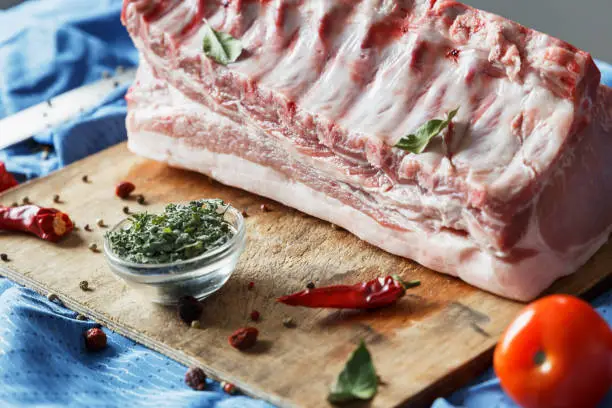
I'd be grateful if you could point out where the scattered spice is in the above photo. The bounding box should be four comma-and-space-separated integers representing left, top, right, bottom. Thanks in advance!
96, 218, 106, 227
306, 282, 315, 289
136, 194, 146, 205
79, 280, 89, 291
81, 175, 89, 183
277, 275, 420, 310
76, 314, 87, 321
113, 81, 120, 88
22, 197, 30, 205
0, 253, 8, 262
190, 320, 201, 329
184, 367, 207, 391
247, 281, 255, 291
47, 293, 58, 302
222, 381, 237, 395
122, 206, 130, 215
88, 243, 98, 252
10, 202, 18, 207
106, 200, 234, 264
228, 327, 258, 351
250, 310, 260, 322
84, 327, 107, 352
53, 194, 61, 203
282, 317, 295, 328
84, 224, 92, 232
260, 204, 270, 212
115, 181, 135, 199
46, 99, 53, 107
0, 205, 74, 242
177, 296, 204, 325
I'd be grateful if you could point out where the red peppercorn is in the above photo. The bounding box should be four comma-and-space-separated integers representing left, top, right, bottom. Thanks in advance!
84, 327, 107, 351
222, 381, 236, 395
115, 181, 136, 198
184, 367, 207, 391
228, 327, 258, 351
247, 281, 255, 290
250, 310, 260, 322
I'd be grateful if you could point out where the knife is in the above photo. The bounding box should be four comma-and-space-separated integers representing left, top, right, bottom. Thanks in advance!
0, 68, 137, 151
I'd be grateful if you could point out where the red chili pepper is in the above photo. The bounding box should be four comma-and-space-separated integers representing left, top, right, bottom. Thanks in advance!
0, 162, 18, 193
277, 275, 420, 309
0, 205, 74, 242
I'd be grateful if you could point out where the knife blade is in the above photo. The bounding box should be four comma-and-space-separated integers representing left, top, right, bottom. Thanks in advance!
0, 68, 137, 151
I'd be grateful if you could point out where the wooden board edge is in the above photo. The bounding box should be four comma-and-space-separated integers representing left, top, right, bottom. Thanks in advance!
0, 264, 295, 408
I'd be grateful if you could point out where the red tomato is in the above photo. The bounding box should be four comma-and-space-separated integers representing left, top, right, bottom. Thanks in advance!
494, 295, 612, 408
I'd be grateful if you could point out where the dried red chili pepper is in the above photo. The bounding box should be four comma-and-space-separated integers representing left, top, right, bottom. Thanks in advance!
0, 205, 74, 242
277, 275, 420, 309
0, 162, 18, 193
228, 327, 258, 350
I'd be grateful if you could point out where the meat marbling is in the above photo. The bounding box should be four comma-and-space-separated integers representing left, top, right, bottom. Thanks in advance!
121, 0, 612, 301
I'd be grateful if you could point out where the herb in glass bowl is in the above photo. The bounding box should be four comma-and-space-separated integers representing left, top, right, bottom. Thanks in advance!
106, 199, 234, 264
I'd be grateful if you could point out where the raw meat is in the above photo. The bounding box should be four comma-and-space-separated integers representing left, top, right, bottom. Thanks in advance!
121, 0, 612, 301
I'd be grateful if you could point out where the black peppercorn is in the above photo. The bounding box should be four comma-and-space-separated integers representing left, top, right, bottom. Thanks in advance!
79, 280, 89, 291
306, 282, 315, 289
82, 175, 89, 183
0, 253, 8, 262
136, 194, 146, 205
122, 206, 130, 215
177, 296, 203, 325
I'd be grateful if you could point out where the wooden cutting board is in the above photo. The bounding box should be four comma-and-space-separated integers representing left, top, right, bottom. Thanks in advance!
1, 142, 610, 407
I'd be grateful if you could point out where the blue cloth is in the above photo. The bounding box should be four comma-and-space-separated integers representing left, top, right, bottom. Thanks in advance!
0, 1, 611, 407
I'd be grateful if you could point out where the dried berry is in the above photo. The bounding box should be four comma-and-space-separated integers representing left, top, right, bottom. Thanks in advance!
184, 367, 207, 391
79, 280, 89, 291
53, 194, 61, 203
115, 181, 136, 199
122, 206, 130, 215
222, 381, 236, 395
228, 327, 258, 351
250, 310, 260, 322
136, 194, 146, 205
247, 281, 255, 291
306, 282, 315, 289
84, 327, 107, 351
177, 296, 203, 325
0, 253, 8, 262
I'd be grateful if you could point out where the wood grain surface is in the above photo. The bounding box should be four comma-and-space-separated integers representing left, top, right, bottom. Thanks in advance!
1, 142, 610, 408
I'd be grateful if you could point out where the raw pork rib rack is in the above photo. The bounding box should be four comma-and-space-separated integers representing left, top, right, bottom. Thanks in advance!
122, 0, 612, 301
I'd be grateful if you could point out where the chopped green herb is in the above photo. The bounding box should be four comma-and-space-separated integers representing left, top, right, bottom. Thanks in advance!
394, 107, 459, 154
202, 24, 243, 66
328, 340, 378, 404
106, 199, 234, 264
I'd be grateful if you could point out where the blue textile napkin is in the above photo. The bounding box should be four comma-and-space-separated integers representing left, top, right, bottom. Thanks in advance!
0, 1, 611, 407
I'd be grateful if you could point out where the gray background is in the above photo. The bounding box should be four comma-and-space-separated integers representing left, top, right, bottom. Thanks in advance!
0, 0, 610, 62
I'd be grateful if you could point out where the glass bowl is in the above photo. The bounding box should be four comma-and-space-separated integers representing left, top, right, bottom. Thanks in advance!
103, 203, 246, 305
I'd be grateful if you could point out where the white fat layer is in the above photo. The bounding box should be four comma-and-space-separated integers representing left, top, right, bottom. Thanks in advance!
128, 129, 582, 301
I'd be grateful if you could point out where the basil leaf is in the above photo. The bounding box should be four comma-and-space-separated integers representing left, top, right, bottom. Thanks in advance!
394, 107, 459, 154
202, 24, 242, 66
328, 340, 378, 404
